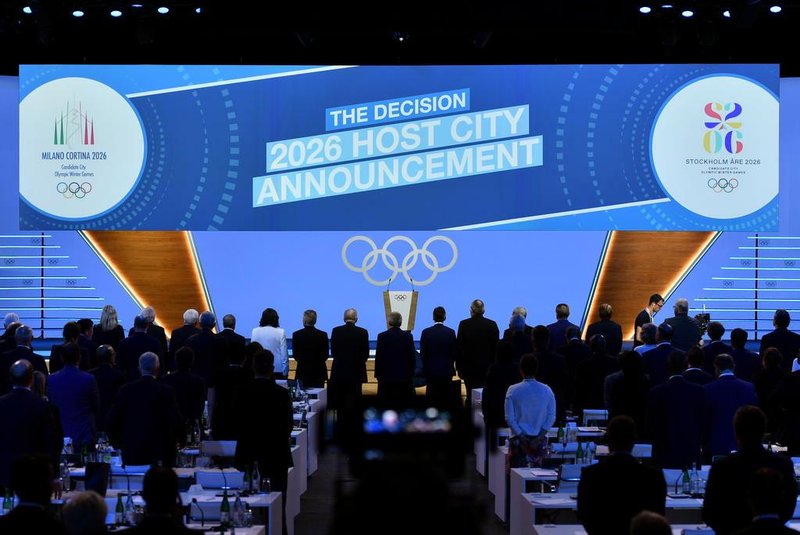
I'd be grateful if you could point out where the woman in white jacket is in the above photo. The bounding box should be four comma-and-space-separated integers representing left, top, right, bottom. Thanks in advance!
251, 307, 289, 378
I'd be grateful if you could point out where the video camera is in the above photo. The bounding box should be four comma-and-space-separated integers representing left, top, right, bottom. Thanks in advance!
694, 312, 711, 336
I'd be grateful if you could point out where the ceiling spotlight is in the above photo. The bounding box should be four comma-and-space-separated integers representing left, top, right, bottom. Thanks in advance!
661, 4, 673, 8
769, 5, 782, 12
22, 5, 33, 14
195, 6, 202, 13
157, 6, 169, 14
110, 9, 122, 17
130, 3, 143, 7
640, 6, 652, 13
723, 9, 732, 17
392, 31, 409, 43
72, 9, 85, 17
681, 9, 694, 17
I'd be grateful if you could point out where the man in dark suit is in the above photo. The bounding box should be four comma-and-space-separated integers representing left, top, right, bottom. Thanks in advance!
531, 325, 569, 421
89, 344, 125, 433
704, 354, 758, 461
420, 306, 458, 408
0, 324, 48, 394
167, 309, 200, 373
329, 308, 369, 413
642, 322, 682, 387
702, 321, 734, 374
291, 309, 329, 389
664, 298, 702, 351
577, 415, 666, 535
575, 334, 620, 412
106, 352, 183, 467
585, 303, 623, 356
0, 360, 58, 490
735, 468, 799, 535
217, 313, 247, 372
129, 306, 169, 359
185, 311, 226, 392
117, 315, 163, 382
456, 299, 499, 409
730, 328, 761, 382
546, 303, 580, 351
760, 309, 800, 374
49, 321, 90, 374
0, 454, 66, 533
126, 466, 203, 534
233, 350, 292, 535
375, 311, 416, 408
557, 326, 592, 411
702, 405, 797, 535
683, 347, 714, 385
501, 306, 533, 340
646, 351, 706, 468
0, 313, 19, 352
76, 318, 98, 370
211, 342, 253, 440
160, 347, 206, 437
47, 341, 100, 454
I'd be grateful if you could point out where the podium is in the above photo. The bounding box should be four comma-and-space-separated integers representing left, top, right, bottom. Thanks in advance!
383, 290, 419, 330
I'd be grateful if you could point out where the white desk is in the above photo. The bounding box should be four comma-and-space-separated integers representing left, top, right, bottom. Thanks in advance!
509, 468, 560, 535
489, 444, 509, 521
181, 490, 282, 535
306, 387, 327, 407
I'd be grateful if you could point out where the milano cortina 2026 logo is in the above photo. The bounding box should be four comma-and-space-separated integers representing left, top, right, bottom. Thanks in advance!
20, 77, 145, 221
704, 102, 743, 193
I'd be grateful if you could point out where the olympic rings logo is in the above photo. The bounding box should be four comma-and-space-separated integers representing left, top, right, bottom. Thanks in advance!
393, 294, 407, 301
707, 178, 738, 193
56, 182, 93, 199
342, 235, 458, 286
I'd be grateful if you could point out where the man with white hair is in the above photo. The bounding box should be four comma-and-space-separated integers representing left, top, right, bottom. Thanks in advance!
502, 306, 532, 340
665, 298, 702, 352
106, 352, 182, 467
167, 309, 200, 373
129, 306, 168, 358
0, 313, 20, 353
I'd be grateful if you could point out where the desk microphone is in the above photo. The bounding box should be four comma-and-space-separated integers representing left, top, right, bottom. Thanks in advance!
219, 466, 229, 491
191, 497, 205, 527
673, 472, 683, 494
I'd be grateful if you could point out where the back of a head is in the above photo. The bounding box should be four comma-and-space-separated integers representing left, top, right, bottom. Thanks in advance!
657, 322, 673, 342
63, 490, 107, 535
714, 353, 735, 374
142, 466, 179, 514
619, 351, 642, 375
666, 350, 688, 375
14, 324, 33, 346
605, 415, 636, 453
99, 304, 118, 331
730, 328, 748, 349
259, 307, 279, 328
470, 299, 485, 316
511, 313, 526, 333
77, 318, 93, 335
140, 306, 156, 323
734, 405, 766, 447
63, 320, 80, 341
686, 346, 704, 368
183, 308, 199, 325
246, 341, 264, 358
432, 306, 446, 323
3, 312, 19, 328
519, 353, 538, 378
303, 309, 317, 327
532, 325, 550, 349
512, 306, 527, 319
565, 325, 581, 342
674, 298, 689, 315
32, 370, 47, 399
589, 334, 606, 355
707, 321, 725, 341
11, 453, 53, 505
387, 311, 402, 328
222, 313, 236, 329
61, 341, 81, 366
139, 351, 160, 376
95, 344, 115, 365
641, 323, 657, 345
748, 467, 789, 517
763, 347, 783, 369
10, 359, 33, 387
599, 303, 612, 320
133, 314, 149, 331
343, 308, 358, 323
253, 349, 275, 376
555, 303, 570, 319
199, 311, 216, 330
630, 510, 671, 535
175, 346, 195, 371
774, 309, 791, 329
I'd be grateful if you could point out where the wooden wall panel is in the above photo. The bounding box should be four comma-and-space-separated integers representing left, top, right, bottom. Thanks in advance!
584, 231, 717, 342
83, 231, 210, 335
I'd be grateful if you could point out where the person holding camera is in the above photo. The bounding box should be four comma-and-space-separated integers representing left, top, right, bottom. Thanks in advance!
664, 298, 702, 352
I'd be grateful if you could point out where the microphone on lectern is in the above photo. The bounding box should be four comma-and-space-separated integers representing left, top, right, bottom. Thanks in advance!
191, 497, 205, 527
386, 277, 392, 292
410, 276, 415, 293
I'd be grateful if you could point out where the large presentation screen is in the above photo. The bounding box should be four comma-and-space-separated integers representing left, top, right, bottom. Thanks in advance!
19, 64, 779, 231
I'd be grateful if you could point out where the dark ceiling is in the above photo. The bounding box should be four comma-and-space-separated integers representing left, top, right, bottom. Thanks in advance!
1, 0, 798, 76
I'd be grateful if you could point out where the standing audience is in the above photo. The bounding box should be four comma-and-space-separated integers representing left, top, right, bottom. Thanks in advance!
456, 298, 499, 409
251, 308, 289, 379
291, 309, 330, 389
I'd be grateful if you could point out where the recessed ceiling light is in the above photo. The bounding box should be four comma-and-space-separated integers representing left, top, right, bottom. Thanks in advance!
110, 9, 122, 17
770, 5, 782, 13
681, 9, 694, 17
723, 9, 731, 17
157, 6, 169, 14
72, 9, 85, 17
640, 6, 652, 13
22, 5, 33, 14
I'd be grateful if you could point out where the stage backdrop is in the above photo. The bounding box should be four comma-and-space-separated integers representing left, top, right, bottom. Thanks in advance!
19, 64, 779, 231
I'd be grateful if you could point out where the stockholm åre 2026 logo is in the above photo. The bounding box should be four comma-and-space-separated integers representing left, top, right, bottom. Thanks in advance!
52, 101, 96, 200
704, 102, 742, 194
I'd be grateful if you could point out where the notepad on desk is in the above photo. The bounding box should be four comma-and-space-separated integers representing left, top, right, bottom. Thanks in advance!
530, 468, 559, 478
578, 426, 602, 432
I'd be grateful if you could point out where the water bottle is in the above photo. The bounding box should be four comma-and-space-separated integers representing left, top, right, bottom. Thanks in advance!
115, 494, 125, 525
233, 492, 244, 527
557, 425, 565, 446
201, 402, 210, 439
220, 488, 231, 527
60, 461, 71, 493
251, 462, 261, 494
586, 442, 595, 463
576, 441, 584, 464
1, 490, 12, 516
125, 492, 136, 526
681, 467, 692, 494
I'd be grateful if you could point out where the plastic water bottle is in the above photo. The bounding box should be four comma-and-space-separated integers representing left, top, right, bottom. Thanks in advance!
576, 442, 584, 464
681, 467, 692, 494
233, 492, 244, 527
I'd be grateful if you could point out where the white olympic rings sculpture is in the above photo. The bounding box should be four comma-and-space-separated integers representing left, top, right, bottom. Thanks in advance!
341, 235, 458, 286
